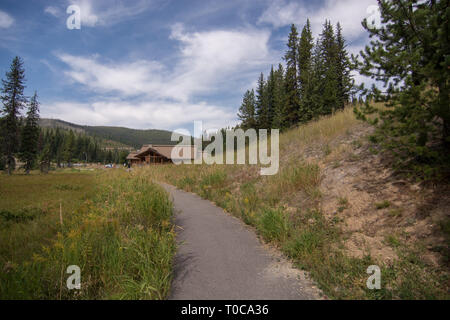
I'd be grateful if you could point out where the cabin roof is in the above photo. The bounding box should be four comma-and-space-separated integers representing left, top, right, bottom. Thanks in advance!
126, 152, 140, 160
127, 144, 197, 161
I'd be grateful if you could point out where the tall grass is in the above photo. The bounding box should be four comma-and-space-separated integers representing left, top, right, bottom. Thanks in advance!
0, 170, 175, 299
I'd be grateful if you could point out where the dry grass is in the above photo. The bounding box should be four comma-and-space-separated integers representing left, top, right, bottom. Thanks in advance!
0, 169, 175, 299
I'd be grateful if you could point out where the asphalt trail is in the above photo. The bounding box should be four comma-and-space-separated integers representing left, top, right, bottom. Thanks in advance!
161, 183, 321, 300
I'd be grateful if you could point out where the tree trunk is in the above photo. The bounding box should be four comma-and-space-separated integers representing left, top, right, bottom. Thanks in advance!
6, 156, 14, 175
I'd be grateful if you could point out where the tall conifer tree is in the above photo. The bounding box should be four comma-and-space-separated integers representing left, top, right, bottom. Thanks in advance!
237, 89, 257, 130
19, 91, 40, 174
284, 24, 301, 126
298, 19, 314, 122
355, 0, 450, 166
0, 56, 27, 175
255, 73, 270, 129
318, 21, 339, 115
266, 66, 276, 127
272, 64, 287, 130
335, 23, 353, 110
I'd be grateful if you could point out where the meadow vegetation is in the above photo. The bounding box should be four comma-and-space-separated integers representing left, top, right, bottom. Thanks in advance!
0, 169, 175, 299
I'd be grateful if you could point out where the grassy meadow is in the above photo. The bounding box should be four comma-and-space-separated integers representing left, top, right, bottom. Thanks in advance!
143, 107, 449, 300
0, 169, 175, 299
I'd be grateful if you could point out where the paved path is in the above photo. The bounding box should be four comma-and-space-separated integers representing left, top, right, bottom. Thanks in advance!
161, 183, 321, 300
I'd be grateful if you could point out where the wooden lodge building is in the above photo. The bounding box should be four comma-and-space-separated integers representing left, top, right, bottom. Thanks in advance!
126, 144, 198, 166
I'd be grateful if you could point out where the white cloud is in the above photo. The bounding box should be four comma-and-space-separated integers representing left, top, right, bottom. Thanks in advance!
57, 53, 165, 97
50, 25, 273, 129
168, 24, 273, 101
44, 6, 61, 17
66, 0, 154, 27
259, 0, 378, 39
57, 25, 273, 102
42, 100, 237, 131
0, 10, 14, 28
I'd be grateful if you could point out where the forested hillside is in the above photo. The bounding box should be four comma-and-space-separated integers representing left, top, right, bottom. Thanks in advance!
37, 128, 131, 169
39, 118, 178, 149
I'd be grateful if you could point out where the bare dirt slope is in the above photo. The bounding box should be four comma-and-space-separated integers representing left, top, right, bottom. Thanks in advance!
314, 124, 449, 268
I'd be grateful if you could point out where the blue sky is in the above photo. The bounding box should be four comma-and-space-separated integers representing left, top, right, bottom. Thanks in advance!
0, 0, 377, 131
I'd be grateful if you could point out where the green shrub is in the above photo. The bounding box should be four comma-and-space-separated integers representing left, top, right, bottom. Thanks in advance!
200, 171, 226, 188
375, 200, 391, 210
258, 208, 289, 242
0, 207, 46, 223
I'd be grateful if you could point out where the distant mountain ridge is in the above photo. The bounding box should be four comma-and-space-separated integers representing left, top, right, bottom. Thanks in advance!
39, 118, 179, 149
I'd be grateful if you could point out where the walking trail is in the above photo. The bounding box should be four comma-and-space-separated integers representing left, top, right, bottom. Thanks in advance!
161, 183, 322, 300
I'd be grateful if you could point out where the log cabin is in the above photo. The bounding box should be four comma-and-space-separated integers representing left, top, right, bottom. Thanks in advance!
126, 144, 198, 166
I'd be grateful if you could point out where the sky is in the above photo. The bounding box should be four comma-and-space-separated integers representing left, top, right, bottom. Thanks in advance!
0, 0, 378, 132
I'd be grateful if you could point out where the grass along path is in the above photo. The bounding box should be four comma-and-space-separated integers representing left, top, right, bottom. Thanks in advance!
0, 169, 175, 299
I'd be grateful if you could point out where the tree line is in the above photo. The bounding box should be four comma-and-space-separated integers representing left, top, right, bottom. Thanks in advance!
38, 128, 130, 170
238, 19, 354, 131
0, 57, 129, 174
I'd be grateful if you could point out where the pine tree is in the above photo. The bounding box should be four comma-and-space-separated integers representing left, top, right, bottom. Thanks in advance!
272, 64, 287, 130
38, 142, 51, 174
237, 89, 257, 129
266, 66, 276, 127
0, 56, 27, 175
284, 24, 301, 126
63, 130, 75, 167
19, 91, 40, 174
317, 21, 339, 115
335, 23, 353, 110
53, 128, 63, 167
255, 73, 270, 129
298, 19, 314, 122
355, 0, 450, 172
310, 39, 324, 118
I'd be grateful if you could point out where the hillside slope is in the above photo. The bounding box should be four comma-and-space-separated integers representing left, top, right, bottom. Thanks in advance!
39, 119, 178, 149
143, 107, 449, 299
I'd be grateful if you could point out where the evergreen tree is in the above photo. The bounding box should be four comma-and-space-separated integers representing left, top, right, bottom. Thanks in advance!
272, 64, 287, 130
53, 128, 64, 167
298, 19, 315, 122
255, 73, 270, 129
335, 22, 353, 110
284, 24, 301, 126
266, 66, 276, 127
354, 0, 450, 169
318, 21, 339, 115
63, 130, 75, 167
19, 91, 40, 174
310, 38, 325, 117
0, 56, 27, 175
38, 143, 51, 174
237, 89, 257, 129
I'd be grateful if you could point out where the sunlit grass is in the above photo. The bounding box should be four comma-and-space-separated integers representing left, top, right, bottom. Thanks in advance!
0, 170, 175, 299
